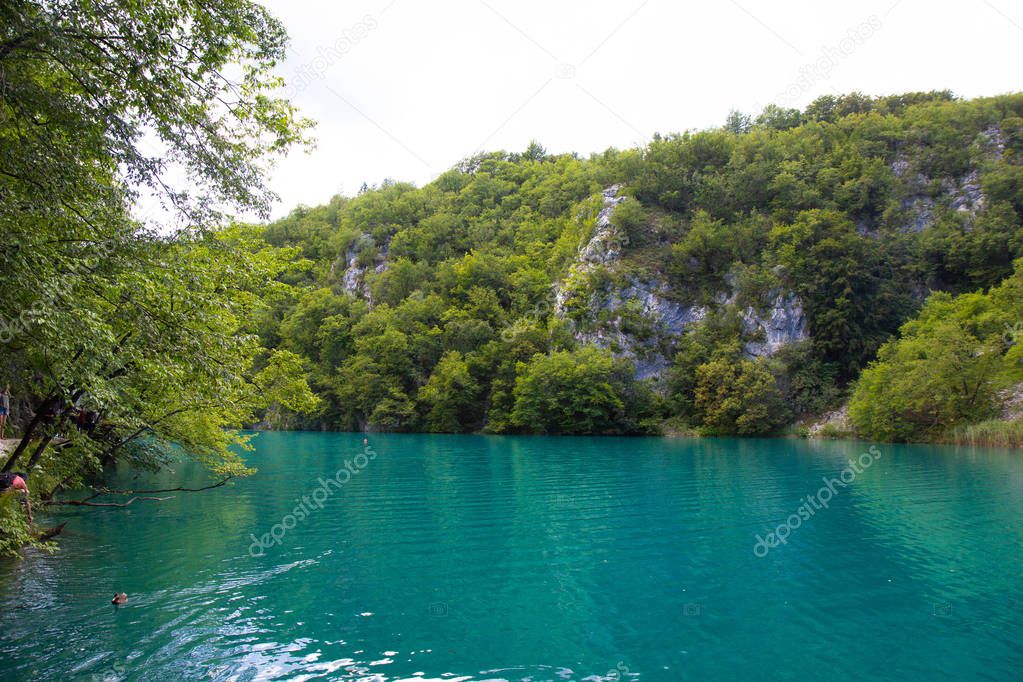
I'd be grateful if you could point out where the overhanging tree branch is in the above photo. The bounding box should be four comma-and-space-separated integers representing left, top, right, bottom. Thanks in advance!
47, 475, 234, 507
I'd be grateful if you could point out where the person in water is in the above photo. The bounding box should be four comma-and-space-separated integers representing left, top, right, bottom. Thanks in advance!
0, 471, 32, 523
111, 593, 127, 605
0, 384, 10, 439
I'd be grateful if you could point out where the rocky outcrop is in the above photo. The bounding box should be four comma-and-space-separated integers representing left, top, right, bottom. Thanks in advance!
890, 125, 1002, 233
580, 185, 628, 265
571, 276, 708, 381
806, 405, 854, 438
340, 236, 388, 299
552, 186, 809, 381
553, 185, 628, 313
899, 197, 935, 233
615, 279, 707, 336
945, 170, 984, 214
741, 292, 809, 357
980, 124, 1007, 161
999, 383, 1023, 422
341, 251, 367, 297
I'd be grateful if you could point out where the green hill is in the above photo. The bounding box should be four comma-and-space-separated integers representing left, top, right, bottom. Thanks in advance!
256, 91, 1023, 438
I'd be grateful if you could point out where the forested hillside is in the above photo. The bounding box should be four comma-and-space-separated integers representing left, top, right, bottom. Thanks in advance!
256, 92, 1023, 439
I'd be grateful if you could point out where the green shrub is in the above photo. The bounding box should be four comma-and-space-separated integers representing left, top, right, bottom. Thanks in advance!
511, 347, 637, 434
850, 261, 1023, 441
0, 492, 54, 559
694, 357, 790, 435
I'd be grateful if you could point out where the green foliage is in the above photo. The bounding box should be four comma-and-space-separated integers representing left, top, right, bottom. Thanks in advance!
368, 389, 417, 431
773, 343, 843, 417
724, 110, 752, 135
983, 163, 1023, 216
0, 0, 316, 546
948, 419, 1023, 448
669, 210, 742, 296
850, 261, 1023, 441
0, 492, 52, 558
255, 350, 323, 428
771, 209, 913, 375
121, 89, 1023, 443
666, 309, 747, 419
694, 357, 789, 435
418, 352, 480, 432
733, 263, 782, 312
756, 104, 803, 131
510, 348, 631, 435
611, 199, 648, 246
1, 0, 310, 230
850, 321, 1002, 441
918, 203, 1023, 290
803, 91, 955, 124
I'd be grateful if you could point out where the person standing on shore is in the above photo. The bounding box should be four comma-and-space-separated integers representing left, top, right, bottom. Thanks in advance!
0, 385, 10, 439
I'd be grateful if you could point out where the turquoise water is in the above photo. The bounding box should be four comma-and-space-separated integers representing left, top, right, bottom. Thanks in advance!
2, 432, 1023, 680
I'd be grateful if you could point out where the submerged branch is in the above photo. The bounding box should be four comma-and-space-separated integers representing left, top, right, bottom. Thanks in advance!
54, 495, 175, 507
47, 476, 234, 507
94, 476, 234, 495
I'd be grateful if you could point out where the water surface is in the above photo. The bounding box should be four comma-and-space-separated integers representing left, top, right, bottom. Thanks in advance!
2, 432, 1022, 680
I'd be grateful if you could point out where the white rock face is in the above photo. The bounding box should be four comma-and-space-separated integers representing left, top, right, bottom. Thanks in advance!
999, 383, 1023, 421
640, 286, 707, 336
579, 184, 628, 267
806, 405, 853, 438
890, 126, 1003, 233
576, 276, 709, 380
616, 279, 707, 335
340, 236, 388, 299
947, 170, 984, 213
554, 184, 630, 315
552, 185, 810, 380
341, 251, 366, 296
741, 292, 809, 357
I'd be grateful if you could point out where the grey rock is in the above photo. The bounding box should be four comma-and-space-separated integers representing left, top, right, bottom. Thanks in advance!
340, 235, 389, 298
741, 292, 809, 357
341, 253, 367, 296
554, 186, 810, 381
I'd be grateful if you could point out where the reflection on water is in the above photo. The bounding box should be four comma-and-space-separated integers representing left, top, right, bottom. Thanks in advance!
1, 433, 1022, 680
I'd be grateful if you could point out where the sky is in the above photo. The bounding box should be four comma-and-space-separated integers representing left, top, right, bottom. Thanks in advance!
258, 0, 1023, 219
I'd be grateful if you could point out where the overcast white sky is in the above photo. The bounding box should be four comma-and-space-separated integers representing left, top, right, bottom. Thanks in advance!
258, 0, 1023, 219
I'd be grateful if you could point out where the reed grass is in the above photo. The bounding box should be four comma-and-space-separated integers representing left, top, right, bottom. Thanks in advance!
947, 419, 1023, 448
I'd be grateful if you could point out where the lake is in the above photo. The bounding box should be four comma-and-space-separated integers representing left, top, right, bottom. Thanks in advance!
1, 432, 1022, 680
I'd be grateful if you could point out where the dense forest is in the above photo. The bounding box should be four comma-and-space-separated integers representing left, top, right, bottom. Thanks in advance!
3, 0, 1023, 562
255, 92, 1023, 441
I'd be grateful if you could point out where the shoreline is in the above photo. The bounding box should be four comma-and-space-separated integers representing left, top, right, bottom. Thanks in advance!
241, 426, 1023, 449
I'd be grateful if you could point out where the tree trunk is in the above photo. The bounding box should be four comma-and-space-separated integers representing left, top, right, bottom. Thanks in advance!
26, 434, 55, 469
2, 394, 56, 472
